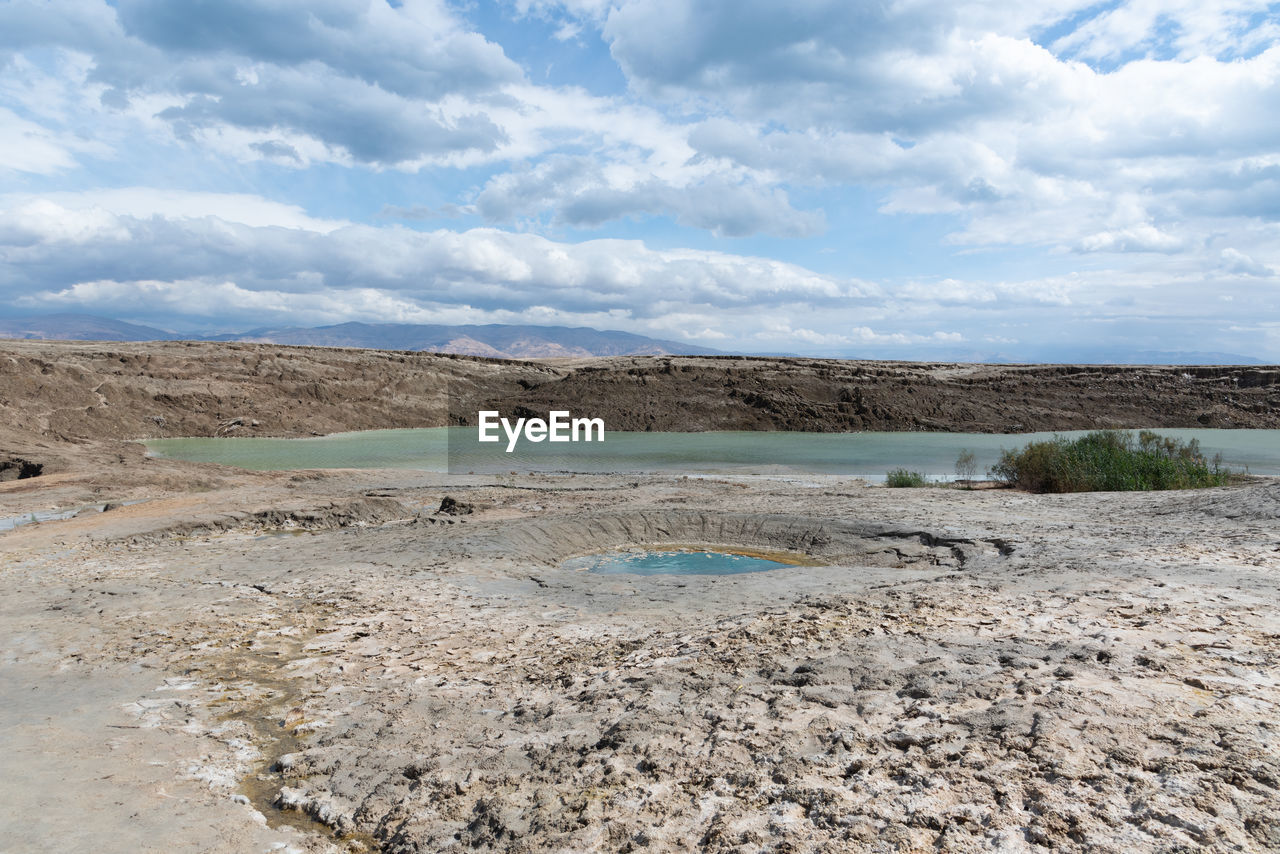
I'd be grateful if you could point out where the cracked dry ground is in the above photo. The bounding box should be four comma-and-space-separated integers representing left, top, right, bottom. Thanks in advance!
3, 475, 1279, 853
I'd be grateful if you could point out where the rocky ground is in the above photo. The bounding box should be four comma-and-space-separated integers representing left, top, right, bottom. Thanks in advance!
2, 461, 1278, 853
2, 339, 1278, 851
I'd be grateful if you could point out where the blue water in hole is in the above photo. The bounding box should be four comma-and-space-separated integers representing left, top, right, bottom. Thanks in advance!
563, 549, 794, 576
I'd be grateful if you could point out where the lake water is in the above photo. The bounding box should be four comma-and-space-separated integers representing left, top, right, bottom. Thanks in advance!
143, 427, 1280, 479
563, 549, 795, 576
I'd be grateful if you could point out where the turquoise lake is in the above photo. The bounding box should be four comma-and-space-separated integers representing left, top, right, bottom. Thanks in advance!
562, 549, 795, 576
144, 427, 1280, 479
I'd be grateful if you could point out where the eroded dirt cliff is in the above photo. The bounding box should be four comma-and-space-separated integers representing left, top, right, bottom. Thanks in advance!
2, 340, 1277, 476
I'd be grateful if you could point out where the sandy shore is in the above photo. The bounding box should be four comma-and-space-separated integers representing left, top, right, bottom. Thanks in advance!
2, 465, 1279, 852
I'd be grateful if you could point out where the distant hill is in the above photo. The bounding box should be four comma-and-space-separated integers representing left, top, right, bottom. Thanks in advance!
0, 315, 722, 358
219, 322, 723, 358
1, 314, 1266, 364
0, 313, 178, 342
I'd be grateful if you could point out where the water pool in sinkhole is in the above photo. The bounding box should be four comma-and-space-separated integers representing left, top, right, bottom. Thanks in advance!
562, 548, 808, 576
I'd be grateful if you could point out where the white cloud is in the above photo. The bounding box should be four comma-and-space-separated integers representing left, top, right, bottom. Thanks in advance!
0, 192, 870, 324
0, 0, 520, 167
7, 0, 1277, 253
590, 1, 1280, 263
1076, 224, 1188, 254
1220, 247, 1276, 277
0, 107, 84, 173
553, 21, 583, 41
1052, 0, 1280, 63
0, 188, 346, 232
2, 191, 1276, 359
512, 0, 617, 22
1, 0, 1279, 360
23, 278, 448, 329
474, 154, 825, 236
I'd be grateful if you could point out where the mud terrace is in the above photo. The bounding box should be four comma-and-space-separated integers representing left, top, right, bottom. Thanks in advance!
2, 469, 1279, 852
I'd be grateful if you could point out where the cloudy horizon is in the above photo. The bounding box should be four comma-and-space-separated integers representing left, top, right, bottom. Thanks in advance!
2, 0, 1278, 361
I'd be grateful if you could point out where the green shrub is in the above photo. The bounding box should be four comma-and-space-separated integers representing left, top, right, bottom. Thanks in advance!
989, 430, 1234, 493
885, 468, 928, 488
955, 449, 977, 484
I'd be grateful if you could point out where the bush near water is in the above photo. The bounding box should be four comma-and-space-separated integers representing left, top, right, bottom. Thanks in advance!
885, 468, 929, 488
989, 430, 1235, 493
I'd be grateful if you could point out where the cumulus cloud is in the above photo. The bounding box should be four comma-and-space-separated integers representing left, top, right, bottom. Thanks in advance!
5, 191, 1274, 359
28, 188, 346, 228
1, 0, 1279, 359
0, 192, 868, 332
600, 1, 1094, 129
0, 106, 85, 173
0, 0, 819, 236
1220, 247, 1276, 277
111, 0, 519, 99
1051, 0, 1280, 63
585, 0, 1280, 264
154, 65, 509, 164
9, 0, 1276, 252
1076, 225, 1188, 254
475, 154, 824, 237
0, 0, 519, 166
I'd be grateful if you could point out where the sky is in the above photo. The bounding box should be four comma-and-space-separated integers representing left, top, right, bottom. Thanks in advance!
1, 0, 1279, 361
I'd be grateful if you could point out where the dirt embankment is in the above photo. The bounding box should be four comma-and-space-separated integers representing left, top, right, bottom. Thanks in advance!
1, 340, 1278, 471
481, 356, 1280, 433
0, 340, 552, 443
0, 340, 548, 477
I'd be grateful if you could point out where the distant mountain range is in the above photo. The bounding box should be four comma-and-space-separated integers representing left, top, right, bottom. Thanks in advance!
0, 314, 722, 358
0, 313, 1269, 364
216, 321, 723, 358
0, 313, 178, 343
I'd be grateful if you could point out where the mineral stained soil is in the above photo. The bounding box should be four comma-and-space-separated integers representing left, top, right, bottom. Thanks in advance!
2, 460, 1278, 853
